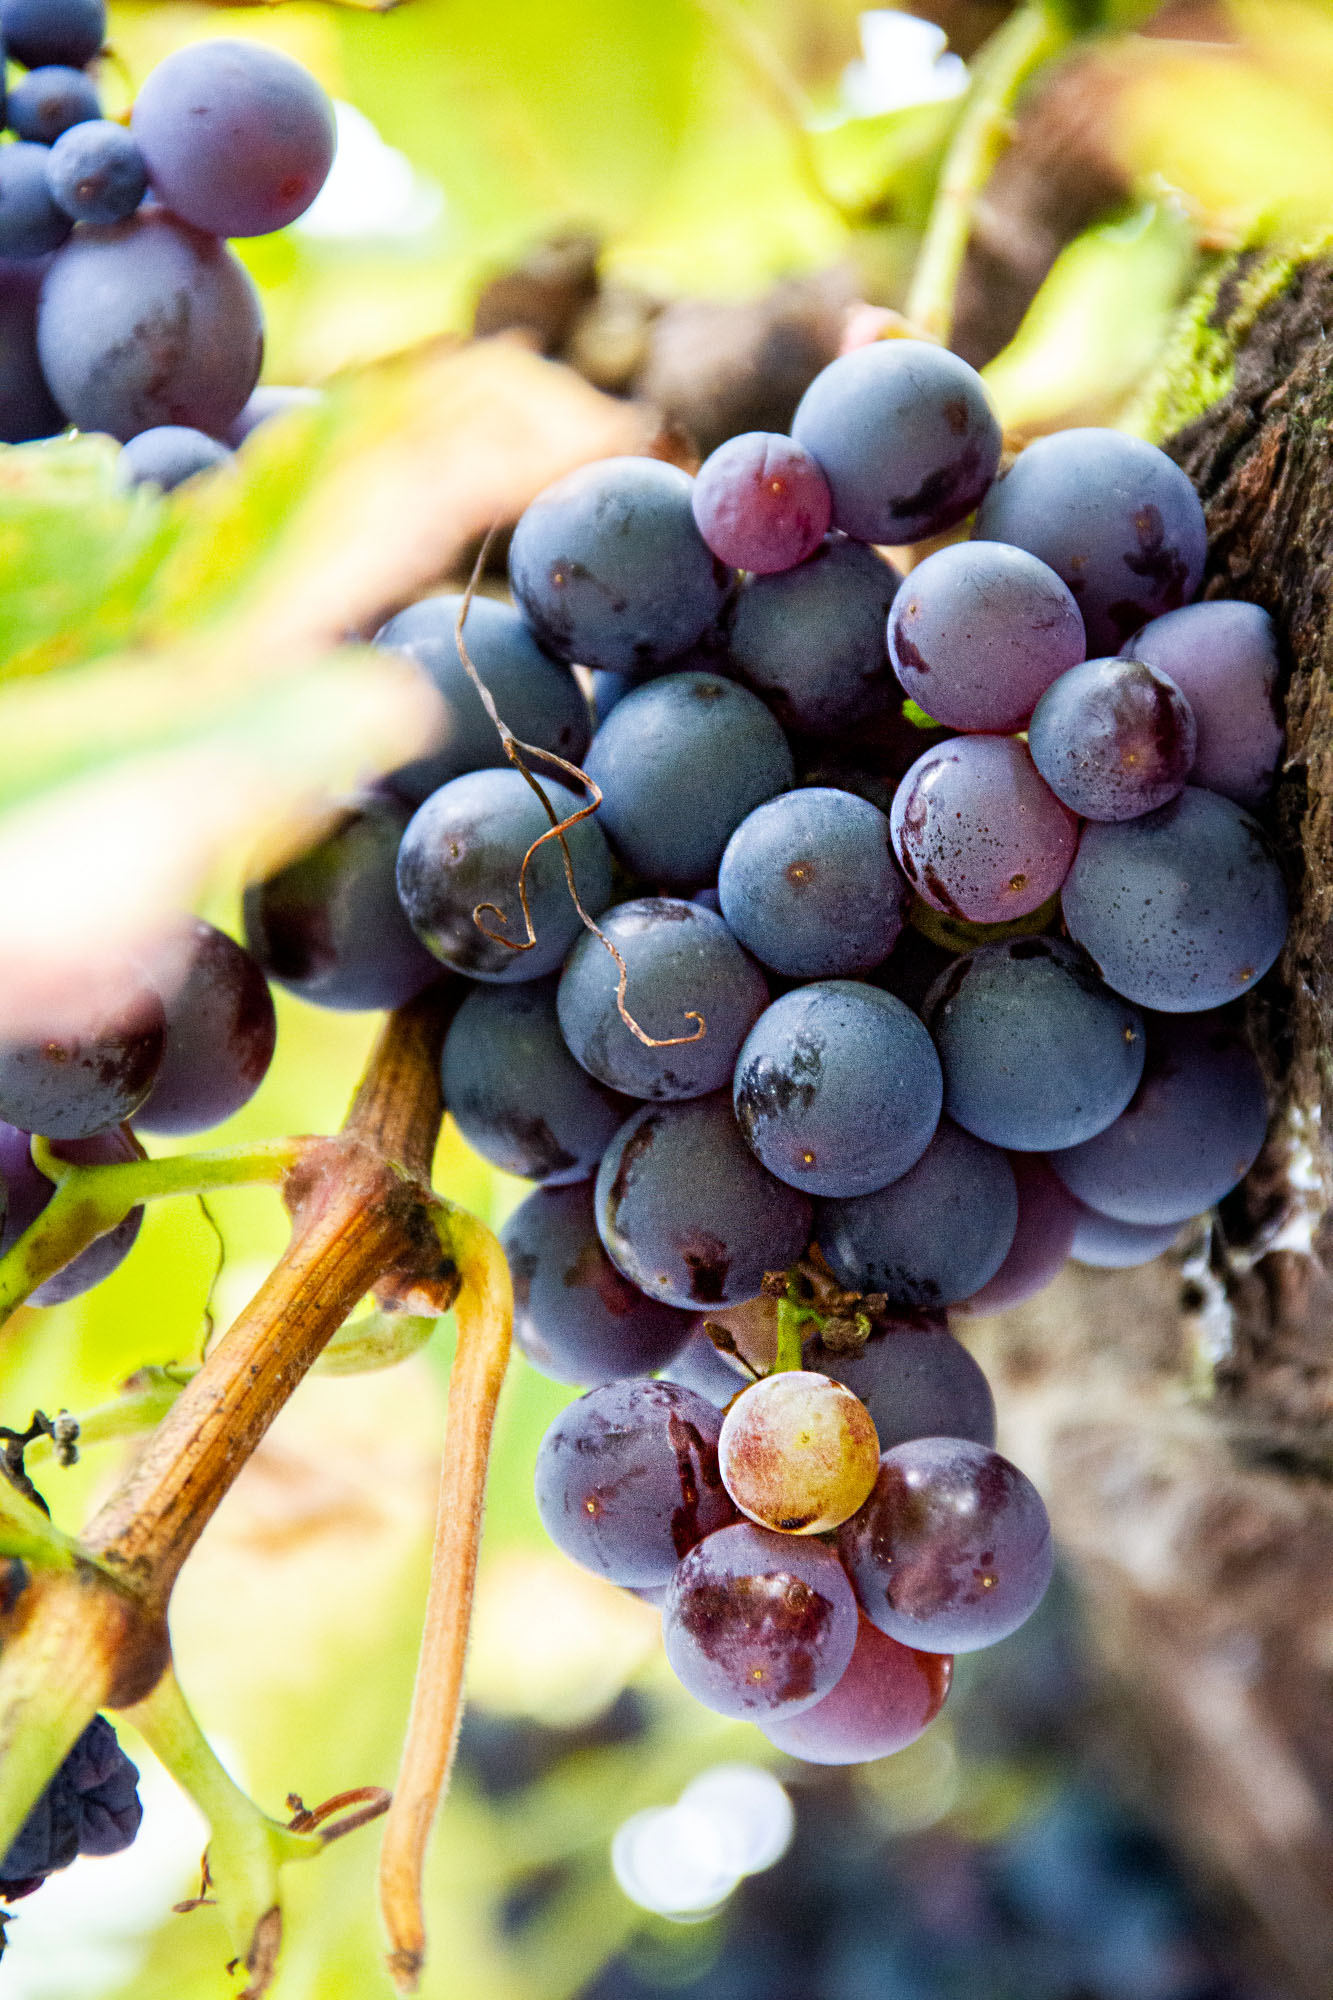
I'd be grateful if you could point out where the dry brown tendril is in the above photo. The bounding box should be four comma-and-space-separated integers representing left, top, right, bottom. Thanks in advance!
451, 535, 705, 1052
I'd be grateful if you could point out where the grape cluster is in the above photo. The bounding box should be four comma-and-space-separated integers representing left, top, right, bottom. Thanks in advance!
361, 339, 1282, 1759
0, 11, 334, 471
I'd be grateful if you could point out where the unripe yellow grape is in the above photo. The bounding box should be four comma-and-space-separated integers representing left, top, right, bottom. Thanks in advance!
718, 1370, 880, 1534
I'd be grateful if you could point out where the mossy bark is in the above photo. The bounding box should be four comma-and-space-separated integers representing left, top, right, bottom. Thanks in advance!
971, 247, 1333, 2000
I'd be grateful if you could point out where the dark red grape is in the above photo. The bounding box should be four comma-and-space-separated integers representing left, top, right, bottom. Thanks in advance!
0, 980, 164, 1139
137, 919, 276, 1135
760, 1612, 951, 1764
692, 431, 832, 574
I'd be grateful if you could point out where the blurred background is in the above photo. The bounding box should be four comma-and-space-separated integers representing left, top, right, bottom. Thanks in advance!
4, 1, 1333, 1995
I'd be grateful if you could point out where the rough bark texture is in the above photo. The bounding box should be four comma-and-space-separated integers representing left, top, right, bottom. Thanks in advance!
971, 252, 1333, 2000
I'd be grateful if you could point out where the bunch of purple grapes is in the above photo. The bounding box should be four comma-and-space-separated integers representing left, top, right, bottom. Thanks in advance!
0, 8, 333, 476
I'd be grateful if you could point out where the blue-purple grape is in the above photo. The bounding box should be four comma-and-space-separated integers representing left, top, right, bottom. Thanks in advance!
137, 919, 276, 1135
816, 1119, 1017, 1307
0, 1715, 140, 1896
725, 535, 902, 737
503, 1182, 694, 1386
396, 767, 612, 982
692, 430, 831, 574
374, 593, 591, 808
838, 1437, 1054, 1653
661, 1325, 751, 1406
718, 787, 908, 979
557, 897, 768, 1100
804, 1319, 997, 1453
963, 1155, 1080, 1313
0, 982, 163, 1139
1125, 600, 1283, 809
759, 1612, 951, 1764
791, 339, 1001, 545
534, 1378, 735, 1585
244, 795, 441, 1012
442, 976, 626, 1183
583, 671, 794, 888
888, 540, 1085, 732
923, 937, 1145, 1152
973, 428, 1207, 654
0, 0, 103, 69
8, 64, 99, 144
0, 1123, 142, 1305
1069, 1200, 1182, 1268
45, 119, 147, 225
37, 210, 262, 440
1047, 1012, 1268, 1225
117, 425, 232, 493
0, 142, 72, 257
226, 383, 323, 446
595, 1093, 812, 1308
1028, 657, 1196, 820
508, 456, 732, 676
891, 736, 1078, 923
1061, 786, 1287, 1011
733, 981, 942, 1197
0, 258, 63, 441
663, 1521, 858, 1718
131, 39, 335, 237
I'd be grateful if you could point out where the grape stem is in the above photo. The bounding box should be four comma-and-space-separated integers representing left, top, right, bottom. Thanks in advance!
378, 1204, 512, 1993
905, 2, 1070, 345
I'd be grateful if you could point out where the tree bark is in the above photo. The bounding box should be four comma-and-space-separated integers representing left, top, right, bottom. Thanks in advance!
970, 249, 1333, 2000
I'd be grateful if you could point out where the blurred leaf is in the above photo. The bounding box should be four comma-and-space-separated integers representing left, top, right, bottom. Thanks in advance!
982, 198, 1200, 434
811, 97, 959, 220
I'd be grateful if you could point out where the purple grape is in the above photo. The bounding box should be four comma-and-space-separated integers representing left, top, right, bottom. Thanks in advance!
791, 339, 1001, 545
759, 1613, 951, 1764
0, 983, 163, 1139
691, 430, 831, 574
816, 1119, 1017, 1308
1028, 657, 1196, 820
1, 1715, 140, 1895
922, 937, 1145, 1152
226, 383, 323, 446
661, 1326, 751, 1406
1125, 600, 1283, 808
37, 210, 262, 440
663, 1521, 858, 1718
557, 897, 768, 1101
0, 0, 104, 69
117, 425, 232, 493
888, 540, 1085, 732
595, 1094, 812, 1309
1061, 786, 1287, 1011
838, 1437, 1054, 1653
45, 119, 147, 225
0, 142, 72, 257
963, 1155, 1080, 1313
891, 736, 1078, 923
396, 767, 612, 982
1047, 1012, 1268, 1225
508, 456, 732, 677
0, 259, 63, 441
725, 535, 903, 737
8, 64, 99, 144
443, 977, 626, 1183
973, 428, 1207, 654
804, 1319, 997, 1453
733, 981, 942, 1197
717, 787, 908, 980
0, 1124, 142, 1305
1069, 1200, 1182, 1268
137, 919, 276, 1136
374, 593, 590, 808
504, 1182, 694, 1386
583, 671, 794, 888
131, 39, 335, 237
590, 669, 632, 726
534, 1378, 736, 1586
244, 795, 441, 1012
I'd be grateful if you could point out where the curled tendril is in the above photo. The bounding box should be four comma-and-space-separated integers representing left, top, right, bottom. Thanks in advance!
452, 537, 706, 1053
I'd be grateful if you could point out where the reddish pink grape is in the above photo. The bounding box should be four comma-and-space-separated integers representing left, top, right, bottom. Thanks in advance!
890, 737, 1078, 923
760, 1613, 951, 1764
961, 1156, 1079, 1313
691, 432, 832, 574
838, 1437, 1053, 1653
663, 1522, 858, 1718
